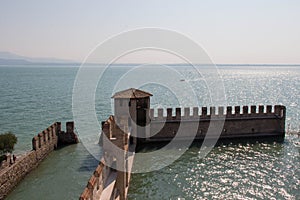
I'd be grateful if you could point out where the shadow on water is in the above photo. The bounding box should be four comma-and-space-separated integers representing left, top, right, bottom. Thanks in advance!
136, 136, 285, 153
51, 144, 99, 172
78, 153, 99, 172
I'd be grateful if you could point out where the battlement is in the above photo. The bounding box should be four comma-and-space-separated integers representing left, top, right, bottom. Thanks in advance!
31, 122, 79, 162
150, 105, 286, 122
101, 115, 129, 149
82, 117, 133, 200
31, 122, 78, 151
79, 159, 111, 200
32, 122, 59, 151
80, 88, 287, 200
0, 122, 78, 200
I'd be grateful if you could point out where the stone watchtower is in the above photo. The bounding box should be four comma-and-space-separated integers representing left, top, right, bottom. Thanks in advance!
112, 88, 152, 144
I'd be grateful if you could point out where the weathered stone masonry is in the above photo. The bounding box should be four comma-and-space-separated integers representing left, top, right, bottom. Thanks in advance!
148, 105, 286, 142
80, 88, 286, 200
80, 116, 133, 200
0, 121, 78, 200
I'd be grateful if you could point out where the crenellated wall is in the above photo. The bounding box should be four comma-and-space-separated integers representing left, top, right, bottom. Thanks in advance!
79, 159, 112, 200
32, 122, 60, 161
80, 116, 133, 200
150, 105, 285, 120
81, 88, 288, 200
58, 121, 79, 145
80, 103, 286, 200
0, 122, 78, 200
148, 105, 286, 141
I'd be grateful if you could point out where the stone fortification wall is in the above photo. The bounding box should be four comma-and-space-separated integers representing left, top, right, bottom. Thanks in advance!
80, 103, 286, 200
0, 151, 38, 199
148, 105, 286, 141
58, 121, 79, 145
80, 116, 132, 200
0, 122, 78, 199
79, 159, 112, 200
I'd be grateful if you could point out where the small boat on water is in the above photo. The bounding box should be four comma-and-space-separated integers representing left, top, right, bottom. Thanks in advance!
293, 141, 300, 148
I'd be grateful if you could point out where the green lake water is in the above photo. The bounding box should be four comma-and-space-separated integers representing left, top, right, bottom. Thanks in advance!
0, 65, 299, 199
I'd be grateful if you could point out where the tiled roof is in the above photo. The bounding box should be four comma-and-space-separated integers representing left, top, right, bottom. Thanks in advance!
112, 88, 152, 99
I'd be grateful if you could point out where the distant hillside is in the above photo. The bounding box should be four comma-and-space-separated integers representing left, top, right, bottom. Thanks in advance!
0, 58, 32, 65
0, 51, 79, 65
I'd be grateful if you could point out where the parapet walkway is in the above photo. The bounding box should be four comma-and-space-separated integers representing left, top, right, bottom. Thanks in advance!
0, 153, 26, 175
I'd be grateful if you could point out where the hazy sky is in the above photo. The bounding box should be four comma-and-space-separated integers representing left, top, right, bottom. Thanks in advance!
0, 0, 299, 64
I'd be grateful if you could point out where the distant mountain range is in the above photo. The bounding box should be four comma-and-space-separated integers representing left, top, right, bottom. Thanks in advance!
0, 51, 79, 65
1, 51, 299, 66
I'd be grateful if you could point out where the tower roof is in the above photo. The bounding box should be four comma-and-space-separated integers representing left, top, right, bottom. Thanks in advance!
112, 88, 153, 99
